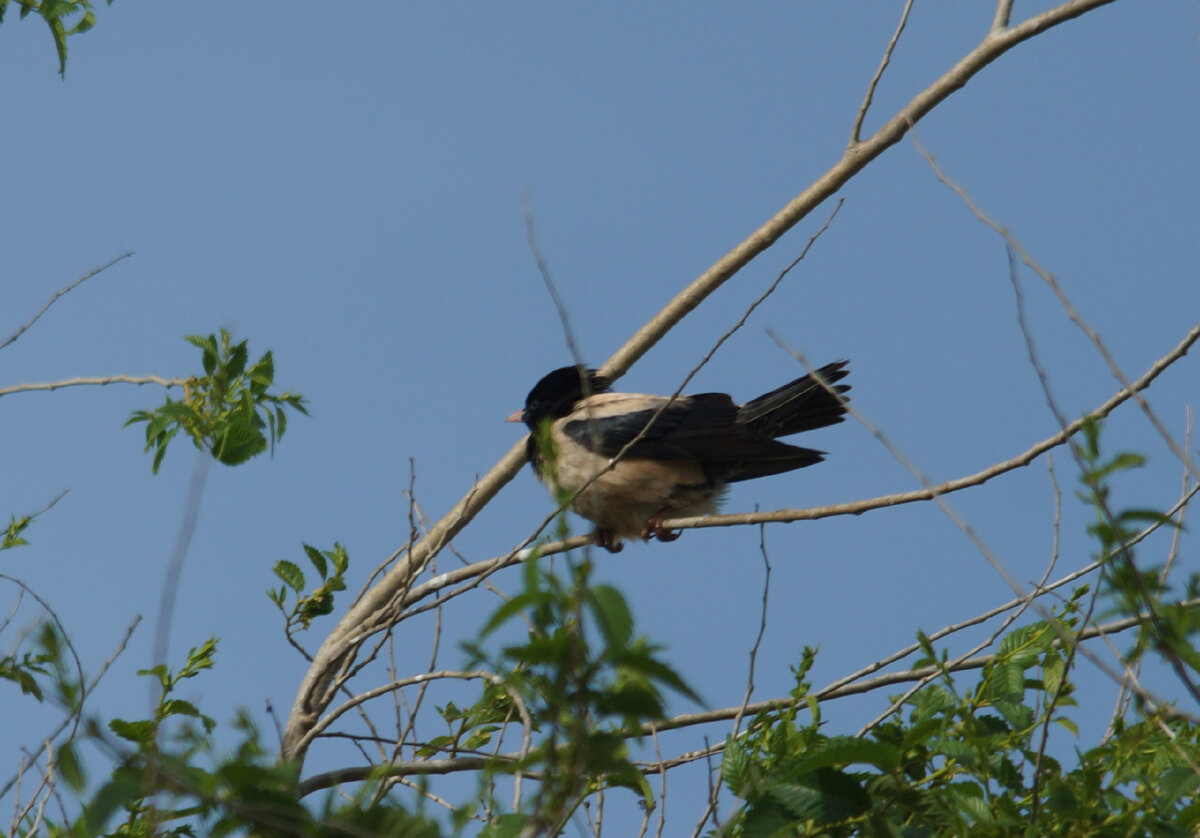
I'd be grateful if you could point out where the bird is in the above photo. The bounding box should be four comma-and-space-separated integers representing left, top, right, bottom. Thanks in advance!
507, 361, 850, 552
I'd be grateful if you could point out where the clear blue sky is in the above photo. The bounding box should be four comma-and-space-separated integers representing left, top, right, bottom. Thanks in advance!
3, 3, 1199, 832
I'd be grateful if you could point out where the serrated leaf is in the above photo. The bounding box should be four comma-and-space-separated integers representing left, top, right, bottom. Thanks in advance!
302, 543, 328, 578
999, 661, 1028, 697
722, 736, 750, 795
1042, 650, 1066, 696
273, 560, 306, 592
161, 697, 203, 719
463, 726, 496, 750
109, 718, 155, 746
211, 418, 268, 465
932, 739, 975, 764
1160, 766, 1200, 806
329, 542, 349, 574
768, 768, 870, 823
793, 735, 901, 772
227, 341, 249, 380
954, 789, 995, 824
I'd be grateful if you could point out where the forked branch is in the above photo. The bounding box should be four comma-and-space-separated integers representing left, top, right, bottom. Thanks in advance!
280, 0, 1121, 763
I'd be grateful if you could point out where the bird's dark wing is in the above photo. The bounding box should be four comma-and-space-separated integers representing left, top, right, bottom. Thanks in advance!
561, 393, 738, 460
561, 393, 826, 480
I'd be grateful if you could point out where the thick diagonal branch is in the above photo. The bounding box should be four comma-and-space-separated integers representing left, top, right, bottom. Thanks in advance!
280, 0, 1120, 763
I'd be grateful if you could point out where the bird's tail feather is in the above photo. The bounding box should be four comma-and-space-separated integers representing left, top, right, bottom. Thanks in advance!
737, 360, 850, 438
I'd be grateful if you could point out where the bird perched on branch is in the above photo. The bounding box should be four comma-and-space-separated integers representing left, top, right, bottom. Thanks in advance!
508, 361, 850, 552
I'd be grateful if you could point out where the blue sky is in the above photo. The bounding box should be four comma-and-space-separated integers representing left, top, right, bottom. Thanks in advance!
3, 3, 1199, 832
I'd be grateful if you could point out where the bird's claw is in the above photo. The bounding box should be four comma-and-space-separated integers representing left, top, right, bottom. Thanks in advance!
593, 528, 624, 553
642, 512, 681, 543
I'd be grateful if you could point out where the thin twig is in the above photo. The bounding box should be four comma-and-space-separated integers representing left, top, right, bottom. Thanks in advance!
850, 0, 916, 145
525, 193, 587, 371
917, 140, 1200, 713
0, 252, 134, 352
913, 134, 1199, 486
993, 0, 1015, 31
280, 0, 1124, 763
0, 375, 187, 399
393, 321, 1198, 622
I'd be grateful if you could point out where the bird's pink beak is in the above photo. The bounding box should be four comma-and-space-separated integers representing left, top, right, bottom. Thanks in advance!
506, 409, 525, 424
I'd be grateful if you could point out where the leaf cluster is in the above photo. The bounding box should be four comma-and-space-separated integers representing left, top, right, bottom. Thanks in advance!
125, 329, 307, 474
1074, 419, 1200, 685
51, 639, 443, 838
722, 606, 1200, 837
0, 0, 110, 76
459, 554, 700, 834
269, 542, 350, 634
717, 420, 1200, 837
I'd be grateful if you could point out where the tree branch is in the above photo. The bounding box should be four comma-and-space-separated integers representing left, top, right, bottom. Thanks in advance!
280, 0, 1123, 764
0, 252, 133, 352
0, 375, 187, 399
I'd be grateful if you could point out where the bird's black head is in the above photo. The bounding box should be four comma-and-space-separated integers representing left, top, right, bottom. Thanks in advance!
519, 366, 610, 430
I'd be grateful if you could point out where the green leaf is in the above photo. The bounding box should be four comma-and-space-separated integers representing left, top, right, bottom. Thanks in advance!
273, 560, 306, 592
56, 740, 87, 792
211, 417, 268, 465
226, 340, 249, 380
1053, 715, 1079, 737
1161, 766, 1200, 806
329, 542, 349, 574
768, 768, 871, 823
793, 735, 901, 772
479, 591, 545, 638
1042, 650, 1066, 696
586, 584, 633, 649
81, 772, 146, 834
109, 718, 156, 746
723, 735, 751, 795
302, 543, 328, 579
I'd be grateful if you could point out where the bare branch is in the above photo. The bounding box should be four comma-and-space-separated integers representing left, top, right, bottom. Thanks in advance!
993, 0, 1016, 32
850, 0, 915, 145
281, 0, 1123, 763
525, 193, 587, 371
0, 609, 140, 802
293, 669, 530, 777
297, 601, 1200, 793
644, 603, 1200, 773
0, 252, 133, 352
0, 375, 187, 399
913, 134, 1199, 485
661, 319, 1200, 534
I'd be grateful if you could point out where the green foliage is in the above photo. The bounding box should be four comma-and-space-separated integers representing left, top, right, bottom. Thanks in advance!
126, 329, 307, 473
269, 541, 350, 632
723, 607, 1200, 835
460, 553, 701, 833
3, 512, 32, 551
1073, 418, 1200, 690
59, 639, 443, 838
0, 514, 43, 697
0, 0, 111, 76
717, 420, 1200, 837
1, 507, 82, 704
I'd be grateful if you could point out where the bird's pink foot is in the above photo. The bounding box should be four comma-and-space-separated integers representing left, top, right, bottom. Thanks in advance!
593, 528, 624, 553
642, 511, 681, 543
